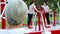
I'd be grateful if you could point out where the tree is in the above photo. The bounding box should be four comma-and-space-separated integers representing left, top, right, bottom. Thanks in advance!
24, 0, 60, 13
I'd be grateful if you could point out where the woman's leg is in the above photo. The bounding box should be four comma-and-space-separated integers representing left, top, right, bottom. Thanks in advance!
28, 14, 33, 26
45, 13, 50, 25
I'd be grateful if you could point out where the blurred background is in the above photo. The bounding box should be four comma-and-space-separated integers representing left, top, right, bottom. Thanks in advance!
0, 0, 60, 29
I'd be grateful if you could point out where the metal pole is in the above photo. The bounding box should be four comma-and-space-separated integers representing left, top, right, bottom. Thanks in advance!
37, 11, 40, 31
1, 0, 6, 29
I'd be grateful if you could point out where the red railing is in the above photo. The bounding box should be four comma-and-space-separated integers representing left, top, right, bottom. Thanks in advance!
1, 0, 60, 34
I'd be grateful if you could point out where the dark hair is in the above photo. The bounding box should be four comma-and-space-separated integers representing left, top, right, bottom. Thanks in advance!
43, 2, 47, 5
30, 1, 35, 5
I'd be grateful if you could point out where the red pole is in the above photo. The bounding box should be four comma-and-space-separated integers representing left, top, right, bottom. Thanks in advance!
2, 17, 6, 29
1, 0, 6, 29
1, 2, 5, 13
37, 11, 41, 31
41, 10, 47, 28
53, 10, 56, 26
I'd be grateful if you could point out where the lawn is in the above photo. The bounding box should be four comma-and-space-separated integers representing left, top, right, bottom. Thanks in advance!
0, 21, 1, 28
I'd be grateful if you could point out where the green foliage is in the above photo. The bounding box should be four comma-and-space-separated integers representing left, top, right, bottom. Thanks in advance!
24, 0, 59, 13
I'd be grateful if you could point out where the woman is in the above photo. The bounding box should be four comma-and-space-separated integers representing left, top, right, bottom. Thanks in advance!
42, 3, 50, 25
28, 1, 38, 28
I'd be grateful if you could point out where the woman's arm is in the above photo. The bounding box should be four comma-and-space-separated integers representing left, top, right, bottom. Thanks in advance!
34, 5, 40, 12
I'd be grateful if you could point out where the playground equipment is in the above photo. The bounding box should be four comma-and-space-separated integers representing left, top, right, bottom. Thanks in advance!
1, 0, 6, 29
0, 0, 60, 34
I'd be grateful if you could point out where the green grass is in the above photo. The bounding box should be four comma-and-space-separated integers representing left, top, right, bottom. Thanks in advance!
0, 22, 1, 28
23, 18, 27, 24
